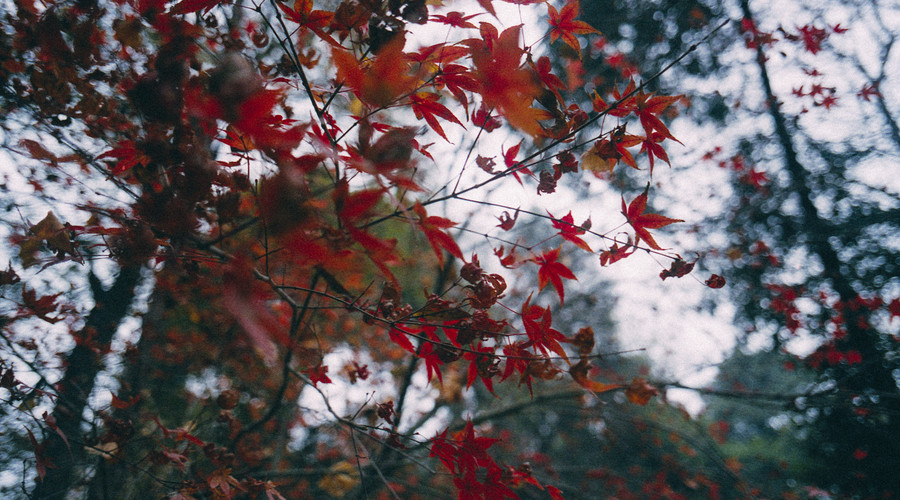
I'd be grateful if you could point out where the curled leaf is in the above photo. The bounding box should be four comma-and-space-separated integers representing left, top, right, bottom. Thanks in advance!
624, 377, 659, 405
569, 359, 621, 393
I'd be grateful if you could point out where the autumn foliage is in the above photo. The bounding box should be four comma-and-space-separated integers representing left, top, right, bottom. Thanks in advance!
0, 0, 709, 498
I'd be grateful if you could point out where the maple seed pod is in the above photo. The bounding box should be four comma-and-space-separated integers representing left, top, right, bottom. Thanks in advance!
216, 389, 240, 410
476, 354, 500, 379
460, 260, 483, 284
435, 344, 462, 363
455, 324, 477, 345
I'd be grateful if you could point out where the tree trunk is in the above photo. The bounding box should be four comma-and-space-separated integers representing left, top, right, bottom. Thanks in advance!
32, 265, 142, 499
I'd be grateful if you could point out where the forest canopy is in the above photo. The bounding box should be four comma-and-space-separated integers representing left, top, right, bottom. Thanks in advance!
1, 0, 899, 499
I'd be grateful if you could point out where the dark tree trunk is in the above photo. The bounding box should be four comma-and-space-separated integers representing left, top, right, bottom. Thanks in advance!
32, 265, 142, 500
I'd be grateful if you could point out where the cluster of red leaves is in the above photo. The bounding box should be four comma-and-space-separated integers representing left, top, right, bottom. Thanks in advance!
430, 421, 563, 500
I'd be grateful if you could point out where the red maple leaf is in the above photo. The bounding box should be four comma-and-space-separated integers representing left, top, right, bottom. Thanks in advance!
410, 92, 465, 141
413, 202, 463, 265
534, 246, 577, 303
547, 0, 599, 52
454, 420, 499, 474
502, 139, 533, 184
521, 295, 568, 359
599, 238, 635, 266
639, 131, 671, 175
431, 11, 480, 29
550, 211, 591, 251
621, 186, 683, 250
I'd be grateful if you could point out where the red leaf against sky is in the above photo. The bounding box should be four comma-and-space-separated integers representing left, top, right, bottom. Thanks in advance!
497, 209, 519, 231
502, 139, 533, 184
521, 295, 568, 359
276, 0, 338, 47
410, 92, 465, 141
706, 274, 727, 289
621, 186, 683, 250
599, 238, 635, 266
659, 257, 695, 280
888, 298, 900, 321
98, 140, 149, 175
640, 132, 671, 175
413, 202, 463, 265
547, 0, 599, 52
550, 211, 592, 251
306, 364, 332, 386
431, 11, 480, 29
534, 246, 576, 303
435, 63, 480, 114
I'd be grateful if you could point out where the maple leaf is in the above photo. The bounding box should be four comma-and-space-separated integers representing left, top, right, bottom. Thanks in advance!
464, 347, 499, 393
502, 139, 533, 184
705, 274, 727, 288
466, 25, 542, 136
621, 186, 683, 250
453, 420, 499, 474
534, 246, 577, 303
26, 427, 54, 482
276, 0, 338, 47
21, 288, 63, 324
581, 128, 642, 174
521, 295, 568, 359
435, 63, 480, 114
569, 359, 621, 393
857, 83, 880, 101
599, 237, 635, 266
432, 11, 480, 29
797, 24, 828, 54
550, 211, 592, 252
98, 140, 150, 175
472, 103, 502, 131
332, 36, 416, 108
410, 92, 465, 142
413, 202, 463, 265
547, 0, 599, 52
223, 258, 291, 365
659, 257, 695, 280
208, 469, 244, 498
639, 132, 672, 175
169, 0, 221, 15
888, 298, 900, 322
624, 377, 659, 405
306, 364, 332, 386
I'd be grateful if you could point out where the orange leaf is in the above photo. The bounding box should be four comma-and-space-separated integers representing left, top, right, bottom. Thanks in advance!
333, 36, 416, 108
569, 359, 621, 393
624, 377, 659, 405
467, 25, 542, 136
